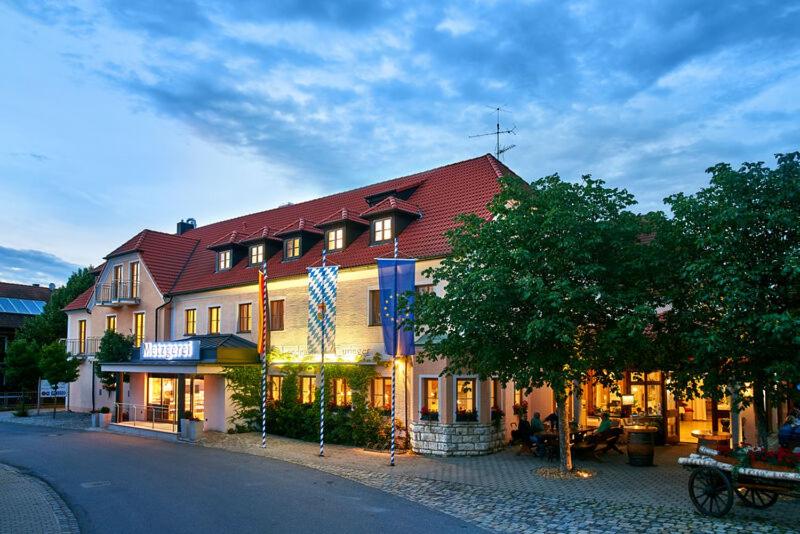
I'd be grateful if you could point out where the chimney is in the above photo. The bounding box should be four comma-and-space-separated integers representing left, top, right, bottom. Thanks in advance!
32, 283, 39, 287
177, 218, 197, 235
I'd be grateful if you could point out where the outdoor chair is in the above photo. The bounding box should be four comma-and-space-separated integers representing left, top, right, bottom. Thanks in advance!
594, 427, 625, 456
511, 420, 533, 455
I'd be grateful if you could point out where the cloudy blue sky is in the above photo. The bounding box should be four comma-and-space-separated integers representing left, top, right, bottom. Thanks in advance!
1, 0, 799, 286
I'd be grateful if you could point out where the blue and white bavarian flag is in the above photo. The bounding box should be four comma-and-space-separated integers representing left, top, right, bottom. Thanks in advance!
307, 265, 338, 355
377, 258, 416, 356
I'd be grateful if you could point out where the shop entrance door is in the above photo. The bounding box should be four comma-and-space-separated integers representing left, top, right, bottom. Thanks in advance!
147, 375, 177, 422
184, 376, 205, 420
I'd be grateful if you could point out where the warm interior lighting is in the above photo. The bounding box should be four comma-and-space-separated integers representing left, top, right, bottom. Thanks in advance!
622, 394, 635, 406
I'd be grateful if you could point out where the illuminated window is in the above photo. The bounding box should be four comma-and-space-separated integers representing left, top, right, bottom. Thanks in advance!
237, 303, 252, 333
269, 300, 284, 331
299, 376, 316, 404
249, 244, 264, 266
208, 307, 221, 334
332, 378, 352, 407
456, 378, 476, 414
326, 227, 344, 251
217, 250, 232, 271
268, 375, 283, 401
284, 237, 301, 260
134, 312, 145, 348
490, 379, 500, 409
372, 217, 392, 243
368, 290, 381, 326
105, 315, 116, 333
423, 378, 439, 412
130, 261, 140, 298
185, 309, 196, 335
112, 264, 123, 299
78, 319, 87, 354
371, 377, 392, 408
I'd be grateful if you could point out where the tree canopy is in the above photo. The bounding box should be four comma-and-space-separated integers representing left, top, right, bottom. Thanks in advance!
3, 339, 41, 391
39, 341, 80, 417
94, 330, 134, 391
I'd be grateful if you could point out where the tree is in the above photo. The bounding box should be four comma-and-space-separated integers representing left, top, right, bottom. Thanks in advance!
414, 174, 664, 472
38, 342, 80, 418
94, 330, 134, 393
18, 267, 95, 345
4, 339, 41, 396
662, 152, 800, 446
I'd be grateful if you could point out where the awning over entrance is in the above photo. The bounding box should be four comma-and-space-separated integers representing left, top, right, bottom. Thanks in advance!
100, 334, 259, 374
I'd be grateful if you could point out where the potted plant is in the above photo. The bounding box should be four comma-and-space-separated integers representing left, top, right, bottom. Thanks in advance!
180, 411, 203, 442
456, 408, 478, 422
98, 406, 112, 428
420, 406, 439, 422
491, 406, 504, 429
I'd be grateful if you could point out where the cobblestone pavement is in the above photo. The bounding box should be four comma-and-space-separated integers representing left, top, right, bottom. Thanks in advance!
202, 432, 800, 533
0, 463, 79, 534
0, 410, 91, 430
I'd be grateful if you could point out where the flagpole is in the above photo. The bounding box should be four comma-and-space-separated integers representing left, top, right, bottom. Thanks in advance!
319, 248, 326, 458
261, 260, 268, 449
390, 237, 398, 467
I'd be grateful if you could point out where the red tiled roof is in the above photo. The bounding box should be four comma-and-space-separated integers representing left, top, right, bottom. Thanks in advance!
63, 285, 94, 311
359, 196, 422, 219
64, 154, 513, 308
0, 282, 52, 301
315, 208, 369, 228
238, 226, 281, 244
273, 218, 324, 237
207, 230, 247, 250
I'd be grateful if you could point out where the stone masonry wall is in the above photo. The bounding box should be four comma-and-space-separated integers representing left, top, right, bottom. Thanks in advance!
410, 421, 506, 456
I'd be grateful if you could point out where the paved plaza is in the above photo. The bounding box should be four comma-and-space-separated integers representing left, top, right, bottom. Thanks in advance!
0, 463, 79, 534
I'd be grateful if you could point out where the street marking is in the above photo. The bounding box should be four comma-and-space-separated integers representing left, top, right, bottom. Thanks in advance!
80, 481, 112, 488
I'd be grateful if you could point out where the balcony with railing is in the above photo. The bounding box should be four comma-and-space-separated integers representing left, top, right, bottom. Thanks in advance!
95, 281, 141, 306
63, 337, 101, 356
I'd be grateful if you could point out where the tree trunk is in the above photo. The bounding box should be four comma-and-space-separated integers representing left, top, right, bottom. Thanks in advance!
556, 392, 572, 472
729, 386, 740, 448
572, 380, 582, 427
752, 383, 769, 448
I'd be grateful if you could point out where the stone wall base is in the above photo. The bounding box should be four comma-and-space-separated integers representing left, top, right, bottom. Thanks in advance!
410, 421, 506, 456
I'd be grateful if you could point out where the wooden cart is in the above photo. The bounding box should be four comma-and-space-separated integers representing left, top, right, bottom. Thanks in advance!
678, 452, 800, 517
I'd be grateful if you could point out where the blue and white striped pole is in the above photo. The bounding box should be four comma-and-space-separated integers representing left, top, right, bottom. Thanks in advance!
319, 249, 326, 458
390, 237, 398, 467
261, 261, 268, 449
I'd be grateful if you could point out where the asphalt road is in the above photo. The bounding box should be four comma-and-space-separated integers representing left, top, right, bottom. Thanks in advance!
0, 423, 481, 533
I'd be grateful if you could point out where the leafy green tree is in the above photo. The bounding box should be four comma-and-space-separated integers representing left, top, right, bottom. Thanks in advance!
94, 330, 134, 392
662, 152, 800, 446
18, 267, 95, 345
38, 341, 79, 418
414, 174, 664, 471
4, 339, 41, 395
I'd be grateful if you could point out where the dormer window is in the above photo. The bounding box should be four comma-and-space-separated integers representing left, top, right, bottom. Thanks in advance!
326, 227, 344, 251
372, 217, 393, 244
217, 249, 232, 271
249, 244, 265, 266
284, 237, 301, 260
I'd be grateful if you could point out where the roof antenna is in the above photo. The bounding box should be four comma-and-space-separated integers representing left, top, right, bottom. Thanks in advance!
469, 106, 516, 160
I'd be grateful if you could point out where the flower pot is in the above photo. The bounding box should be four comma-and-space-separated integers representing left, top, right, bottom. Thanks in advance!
99, 413, 111, 428
181, 419, 203, 442
91, 413, 100, 428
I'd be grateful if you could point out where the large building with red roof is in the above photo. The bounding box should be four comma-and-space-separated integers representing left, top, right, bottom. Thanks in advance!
63, 155, 519, 454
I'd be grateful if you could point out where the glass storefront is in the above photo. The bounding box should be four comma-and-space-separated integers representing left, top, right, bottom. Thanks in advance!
146, 374, 204, 423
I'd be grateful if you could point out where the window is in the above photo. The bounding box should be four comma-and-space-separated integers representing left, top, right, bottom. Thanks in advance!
368, 289, 381, 326
423, 378, 439, 412
78, 319, 87, 354
134, 313, 145, 348
284, 237, 301, 260
371, 377, 392, 409
238, 303, 252, 333
249, 244, 264, 266
416, 284, 434, 294
490, 379, 500, 409
105, 315, 116, 333
269, 300, 284, 331
268, 375, 283, 401
185, 309, 196, 335
326, 227, 344, 251
208, 307, 221, 334
372, 217, 392, 243
130, 261, 140, 298
112, 264, 123, 299
217, 250, 232, 271
456, 378, 476, 415
332, 378, 352, 407
514, 389, 525, 407
299, 376, 316, 404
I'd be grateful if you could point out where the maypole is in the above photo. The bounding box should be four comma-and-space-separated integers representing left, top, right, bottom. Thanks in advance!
260, 260, 270, 449
319, 248, 327, 457
390, 237, 398, 467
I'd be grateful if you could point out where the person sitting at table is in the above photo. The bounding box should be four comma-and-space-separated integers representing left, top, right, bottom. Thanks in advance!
596, 412, 613, 434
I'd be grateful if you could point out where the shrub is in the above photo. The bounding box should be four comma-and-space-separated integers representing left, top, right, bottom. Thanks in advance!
13, 401, 29, 417
99, 406, 110, 414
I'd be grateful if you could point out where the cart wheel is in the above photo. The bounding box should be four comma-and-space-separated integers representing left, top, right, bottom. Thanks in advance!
689, 467, 734, 517
735, 487, 779, 509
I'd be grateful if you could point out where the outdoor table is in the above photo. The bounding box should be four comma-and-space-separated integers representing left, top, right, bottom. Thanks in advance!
690, 430, 731, 452
625, 425, 658, 466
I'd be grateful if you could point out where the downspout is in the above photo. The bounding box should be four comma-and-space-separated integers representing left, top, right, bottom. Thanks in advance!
154, 296, 173, 342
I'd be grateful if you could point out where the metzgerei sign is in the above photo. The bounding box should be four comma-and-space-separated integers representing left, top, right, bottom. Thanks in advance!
141, 340, 200, 361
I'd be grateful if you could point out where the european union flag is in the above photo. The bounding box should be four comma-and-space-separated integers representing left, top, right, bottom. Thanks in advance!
377, 258, 416, 356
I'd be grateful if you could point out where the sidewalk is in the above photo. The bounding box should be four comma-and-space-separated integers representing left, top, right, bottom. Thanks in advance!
0, 410, 91, 430
0, 464, 79, 534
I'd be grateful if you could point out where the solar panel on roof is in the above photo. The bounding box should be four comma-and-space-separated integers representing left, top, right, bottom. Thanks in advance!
0, 297, 46, 315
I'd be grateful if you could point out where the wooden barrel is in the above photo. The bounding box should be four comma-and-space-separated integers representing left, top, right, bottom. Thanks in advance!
626, 426, 657, 466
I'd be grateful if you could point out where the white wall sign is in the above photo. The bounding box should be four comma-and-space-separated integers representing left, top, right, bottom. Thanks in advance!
141, 340, 201, 361
40, 380, 67, 397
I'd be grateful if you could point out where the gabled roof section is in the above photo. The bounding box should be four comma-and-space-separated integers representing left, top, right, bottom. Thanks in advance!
206, 230, 247, 250
273, 218, 324, 237
315, 208, 369, 228
63, 285, 94, 312
239, 226, 282, 245
0, 282, 52, 301
359, 196, 422, 219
